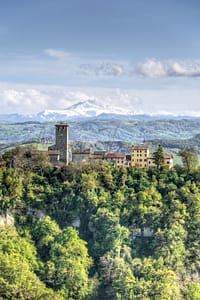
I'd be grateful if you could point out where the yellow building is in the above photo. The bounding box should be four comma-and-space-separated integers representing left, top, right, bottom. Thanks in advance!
131, 145, 173, 169
131, 145, 150, 168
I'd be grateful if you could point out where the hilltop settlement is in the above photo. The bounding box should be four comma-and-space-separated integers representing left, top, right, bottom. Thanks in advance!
35, 122, 173, 168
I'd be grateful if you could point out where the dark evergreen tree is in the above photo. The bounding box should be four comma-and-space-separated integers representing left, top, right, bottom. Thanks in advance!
153, 144, 165, 169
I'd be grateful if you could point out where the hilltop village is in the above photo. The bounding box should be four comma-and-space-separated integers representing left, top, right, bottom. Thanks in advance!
2, 122, 200, 300
43, 122, 174, 168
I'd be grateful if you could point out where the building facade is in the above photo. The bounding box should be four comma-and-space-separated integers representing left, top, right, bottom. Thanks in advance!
131, 145, 150, 168
131, 145, 173, 169
37, 122, 174, 169
70, 144, 173, 169
48, 122, 69, 165
72, 149, 91, 163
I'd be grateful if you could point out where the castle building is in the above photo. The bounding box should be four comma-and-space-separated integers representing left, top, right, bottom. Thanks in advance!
131, 145, 173, 169
72, 149, 91, 163
33, 122, 174, 169
71, 145, 173, 169
131, 145, 150, 168
48, 122, 69, 165
103, 153, 125, 167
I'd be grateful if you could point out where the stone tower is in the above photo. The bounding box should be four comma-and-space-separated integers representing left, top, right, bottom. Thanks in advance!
55, 122, 69, 165
48, 122, 69, 165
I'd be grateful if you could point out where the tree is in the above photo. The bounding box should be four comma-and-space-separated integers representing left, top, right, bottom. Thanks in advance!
0, 167, 24, 213
0, 225, 38, 271
0, 252, 63, 300
186, 282, 200, 300
88, 207, 130, 259
31, 151, 53, 176
99, 248, 135, 300
44, 227, 93, 299
131, 257, 182, 299
153, 144, 165, 169
0, 225, 63, 299
31, 216, 61, 260
179, 148, 199, 173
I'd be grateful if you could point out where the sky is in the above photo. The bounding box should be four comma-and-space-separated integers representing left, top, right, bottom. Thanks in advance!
0, 0, 200, 115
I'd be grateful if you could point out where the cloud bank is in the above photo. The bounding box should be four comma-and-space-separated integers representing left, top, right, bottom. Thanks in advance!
44, 49, 71, 60
44, 49, 200, 78
137, 59, 200, 78
0, 82, 200, 116
79, 62, 126, 77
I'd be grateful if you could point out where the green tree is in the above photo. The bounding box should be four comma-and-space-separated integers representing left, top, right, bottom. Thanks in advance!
179, 148, 199, 173
31, 216, 61, 260
186, 282, 200, 300
0, 167, 24, 213
0, 225, 38, 270
88, 207, 130, 259
0, 225, 63, 299
0, 252, 63, 300
153, 144, 165, 169
131, 257, 182, 300
44, 227, 93, 300
99, 248, 135, 300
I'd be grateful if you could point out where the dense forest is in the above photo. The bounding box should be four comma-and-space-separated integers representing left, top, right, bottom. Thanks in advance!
0, 146, 200, 299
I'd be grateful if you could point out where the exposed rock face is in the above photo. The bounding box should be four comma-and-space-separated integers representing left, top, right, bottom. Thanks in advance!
0, 212, 14, 226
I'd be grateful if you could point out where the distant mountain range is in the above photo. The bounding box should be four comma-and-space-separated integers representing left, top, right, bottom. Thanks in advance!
0, 99, 199, 123
0, 100, 134, 123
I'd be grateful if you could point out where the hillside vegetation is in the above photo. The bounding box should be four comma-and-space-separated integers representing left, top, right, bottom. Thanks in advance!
0, 147, 200, 299
1, 118, 200, 145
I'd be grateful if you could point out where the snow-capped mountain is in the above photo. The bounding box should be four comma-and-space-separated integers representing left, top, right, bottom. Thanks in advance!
0, 99, 136, 122
37, 99, 136, 121
0, 99, 200, 123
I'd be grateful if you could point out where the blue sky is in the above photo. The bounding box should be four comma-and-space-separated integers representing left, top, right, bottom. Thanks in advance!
0, 0, 200, 115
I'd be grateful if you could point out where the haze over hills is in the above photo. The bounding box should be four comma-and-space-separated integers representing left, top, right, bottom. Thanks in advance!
1, 99, 200, 156
1, 99, 200, 123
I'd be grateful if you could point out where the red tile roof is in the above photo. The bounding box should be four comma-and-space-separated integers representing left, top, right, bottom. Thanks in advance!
72, 149, 90, 154
132, 145, 150, 150
89, 154, 104, 159
89, 152, 125, 160
104, 153, 125, 159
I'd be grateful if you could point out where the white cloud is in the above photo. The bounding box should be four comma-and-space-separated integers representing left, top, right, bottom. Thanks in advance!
79, 61, 126, 77
137, 59, 200, 78
136, 59, 166, 78
4, 48, 200, 83
169, 61, 200, 77
44, 48, 71, 60
44, 48, 128, 77
0, 82, 200, 116
0, 88, 49, 114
